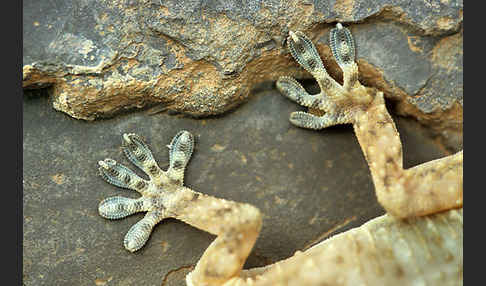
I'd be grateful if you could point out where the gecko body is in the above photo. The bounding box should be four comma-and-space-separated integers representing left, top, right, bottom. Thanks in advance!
97, 23, 463, 285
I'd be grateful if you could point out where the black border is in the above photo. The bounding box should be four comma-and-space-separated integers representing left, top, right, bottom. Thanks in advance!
17, 0, 23, 285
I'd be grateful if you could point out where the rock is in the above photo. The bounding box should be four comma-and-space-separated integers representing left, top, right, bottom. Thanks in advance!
23, 88, 450, 286
23, 0, 462, 149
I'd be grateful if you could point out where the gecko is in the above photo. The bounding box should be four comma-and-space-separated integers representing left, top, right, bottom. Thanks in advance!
97, 23, 463, 285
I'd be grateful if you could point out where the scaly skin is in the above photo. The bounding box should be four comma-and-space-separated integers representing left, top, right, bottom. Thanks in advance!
97, 23, 463, 286
232, 208, 462, 286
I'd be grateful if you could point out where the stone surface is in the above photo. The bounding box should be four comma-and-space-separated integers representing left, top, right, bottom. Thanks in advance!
23, 0, 463, 148
24, 88, 449, 286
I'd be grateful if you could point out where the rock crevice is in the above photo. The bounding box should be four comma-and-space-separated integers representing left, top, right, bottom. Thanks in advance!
23, 0, 463, 147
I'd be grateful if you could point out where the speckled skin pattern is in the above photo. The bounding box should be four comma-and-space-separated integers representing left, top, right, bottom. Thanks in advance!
238, 208, 462, 286
97, 24, 463, 286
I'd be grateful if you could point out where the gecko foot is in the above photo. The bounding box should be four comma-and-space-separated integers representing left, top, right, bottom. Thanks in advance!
277, 23, 373, 130
98, 131, 194, 252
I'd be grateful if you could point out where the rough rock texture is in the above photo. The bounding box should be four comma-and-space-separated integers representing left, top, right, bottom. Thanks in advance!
23, 88, 448, 286
23, 0, 463, 150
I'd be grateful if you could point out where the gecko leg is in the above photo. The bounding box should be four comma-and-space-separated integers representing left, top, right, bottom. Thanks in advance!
181, 196, 262, 286
402, 150, 463, 216
98, 131, 262, 285
354, 93, 463, 218
278, 23, 463, 218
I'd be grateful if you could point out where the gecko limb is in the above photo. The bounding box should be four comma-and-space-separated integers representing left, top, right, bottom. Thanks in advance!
98, 131, 262, 285
278, 23, 463, 218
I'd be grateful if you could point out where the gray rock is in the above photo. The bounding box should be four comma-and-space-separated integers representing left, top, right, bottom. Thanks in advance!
23, 0, 462, 127
24, 88, 448, 286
